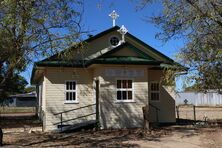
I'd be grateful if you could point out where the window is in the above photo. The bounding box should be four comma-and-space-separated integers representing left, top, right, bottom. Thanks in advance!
116, 80, 133, 101
150, 82, 160, 101
65, 81, 77, 103
110, 36, 119, 46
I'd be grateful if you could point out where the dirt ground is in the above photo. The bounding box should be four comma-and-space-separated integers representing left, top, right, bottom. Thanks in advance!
0, 115, 41, 129
1, 114, 222, 147
2, 126, 222, 148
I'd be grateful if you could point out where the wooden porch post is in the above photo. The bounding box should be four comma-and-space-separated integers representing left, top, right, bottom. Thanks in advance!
95, 80, 100, 129
142, 105, 149, 130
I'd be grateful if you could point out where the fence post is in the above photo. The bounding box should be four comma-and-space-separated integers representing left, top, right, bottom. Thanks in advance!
193, 105, 196, 123
95, 80, 100, 130
176, 106, 180, 120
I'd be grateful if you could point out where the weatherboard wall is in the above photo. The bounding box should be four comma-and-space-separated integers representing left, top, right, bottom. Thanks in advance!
43, 67, 94, 131
93, 65, 149, 129
38, 66, 176, 131
148, 70, 176, 123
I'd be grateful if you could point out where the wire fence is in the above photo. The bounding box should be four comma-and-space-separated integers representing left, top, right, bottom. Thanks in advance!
176, 105, 222, 122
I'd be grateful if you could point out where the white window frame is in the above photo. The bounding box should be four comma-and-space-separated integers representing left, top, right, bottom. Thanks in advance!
64, 80, 78, 104
150, 81, 160, 102
115, 79, 135, 103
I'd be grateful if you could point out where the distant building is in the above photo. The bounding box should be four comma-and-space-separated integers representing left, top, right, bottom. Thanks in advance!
8, 92, 37, 107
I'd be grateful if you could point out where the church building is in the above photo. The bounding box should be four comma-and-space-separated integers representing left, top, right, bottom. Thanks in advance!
31, 11, 183, 131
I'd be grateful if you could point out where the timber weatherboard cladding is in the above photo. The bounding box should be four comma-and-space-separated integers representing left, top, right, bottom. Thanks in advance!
94, 66, 149, 128
43, 68, 94, 131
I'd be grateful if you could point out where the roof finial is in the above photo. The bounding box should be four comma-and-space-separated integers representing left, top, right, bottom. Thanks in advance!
118, 25, 128, 43
109, 10, 119, 27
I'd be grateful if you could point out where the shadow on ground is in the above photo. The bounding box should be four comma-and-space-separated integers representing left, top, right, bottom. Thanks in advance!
4, 125, 222, 147
0, 115, 41, 129
4, 128, 171, 147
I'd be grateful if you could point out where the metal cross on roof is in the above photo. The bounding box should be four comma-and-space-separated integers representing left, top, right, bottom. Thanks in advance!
118, 25, 128, 42
109, 10, 119, 27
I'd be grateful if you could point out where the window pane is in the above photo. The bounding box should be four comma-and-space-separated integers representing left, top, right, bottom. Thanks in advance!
151, 93, 154, 100
128, 91, 132, 100
66, 92, 69, 100
151, 93, 159, 101
151, 83, 154, 91
155, 84, 157, 91
70, 92, 73, 100
73, 82, 76, 90
72, 92, 76, 100
156, 84, 159, 91
123, 80, 127, 88
128, 80, 132, 88
117, 91, 121, 100
117, 80, 121, 88
122, 91, 127, 100
151, 83, 159, 91
66, 82, 69, 90
156, 93, 159, 100
70, 82, 73, 90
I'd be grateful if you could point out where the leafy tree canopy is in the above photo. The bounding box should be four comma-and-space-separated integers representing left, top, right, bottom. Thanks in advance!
138, 0, 222, 92
24, 86, 36, 93
0, 73, 27, 106
0, 0, 85, 98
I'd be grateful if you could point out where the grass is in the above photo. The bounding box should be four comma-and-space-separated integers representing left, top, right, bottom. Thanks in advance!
0, 107, 36, 113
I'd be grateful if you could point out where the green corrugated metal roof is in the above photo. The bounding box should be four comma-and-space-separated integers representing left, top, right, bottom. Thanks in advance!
93, 56, 161, 65
35, 56, 161, 67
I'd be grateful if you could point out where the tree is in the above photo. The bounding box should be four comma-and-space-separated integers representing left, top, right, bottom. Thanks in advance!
0, 73, 28, 105
184, 83, 199, 92
137, 0, 222, 91
6, 74, 28, 95
0, 0, 85, 98
24, 86, 36, 93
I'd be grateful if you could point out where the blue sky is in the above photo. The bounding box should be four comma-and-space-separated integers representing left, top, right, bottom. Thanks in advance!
22, 0, 186, 91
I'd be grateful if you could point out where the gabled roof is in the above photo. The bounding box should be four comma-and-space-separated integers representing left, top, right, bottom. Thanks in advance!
34, 26, 175, 64
84, 26, 174, 63
31, 25, 187, 84
33, 42, 162, 67
126, 32, 174, 63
